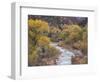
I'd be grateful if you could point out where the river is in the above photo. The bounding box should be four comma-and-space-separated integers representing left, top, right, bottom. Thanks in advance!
50, 43, 75, 65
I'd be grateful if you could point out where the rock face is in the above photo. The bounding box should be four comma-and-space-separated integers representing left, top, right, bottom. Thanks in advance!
28, 15, 87, 28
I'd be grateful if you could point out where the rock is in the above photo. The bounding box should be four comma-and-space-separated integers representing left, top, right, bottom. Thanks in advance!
71, 55, 87, 64
72, 50, 83, 56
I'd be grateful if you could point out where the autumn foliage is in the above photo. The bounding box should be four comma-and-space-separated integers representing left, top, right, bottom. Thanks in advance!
28, 19, 60, 66
28, 15, 88, 66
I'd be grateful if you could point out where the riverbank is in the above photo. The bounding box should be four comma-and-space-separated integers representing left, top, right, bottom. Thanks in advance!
57, 41, 88, 64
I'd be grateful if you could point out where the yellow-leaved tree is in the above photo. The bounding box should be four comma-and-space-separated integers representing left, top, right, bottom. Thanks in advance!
28, 19, 50, 45
37, 36, 50, 47
63, 25, 82, 42
28, 19, 51, 66
28, 19, 49, 33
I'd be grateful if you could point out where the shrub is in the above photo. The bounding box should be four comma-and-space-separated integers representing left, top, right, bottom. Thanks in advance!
28, 50, 39, 66
37, 36, 50, 47
67, 25, 82, 42
47, 45, 60, 57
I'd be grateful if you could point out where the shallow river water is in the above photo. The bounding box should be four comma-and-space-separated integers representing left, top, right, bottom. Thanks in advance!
50, 43, 75, 65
